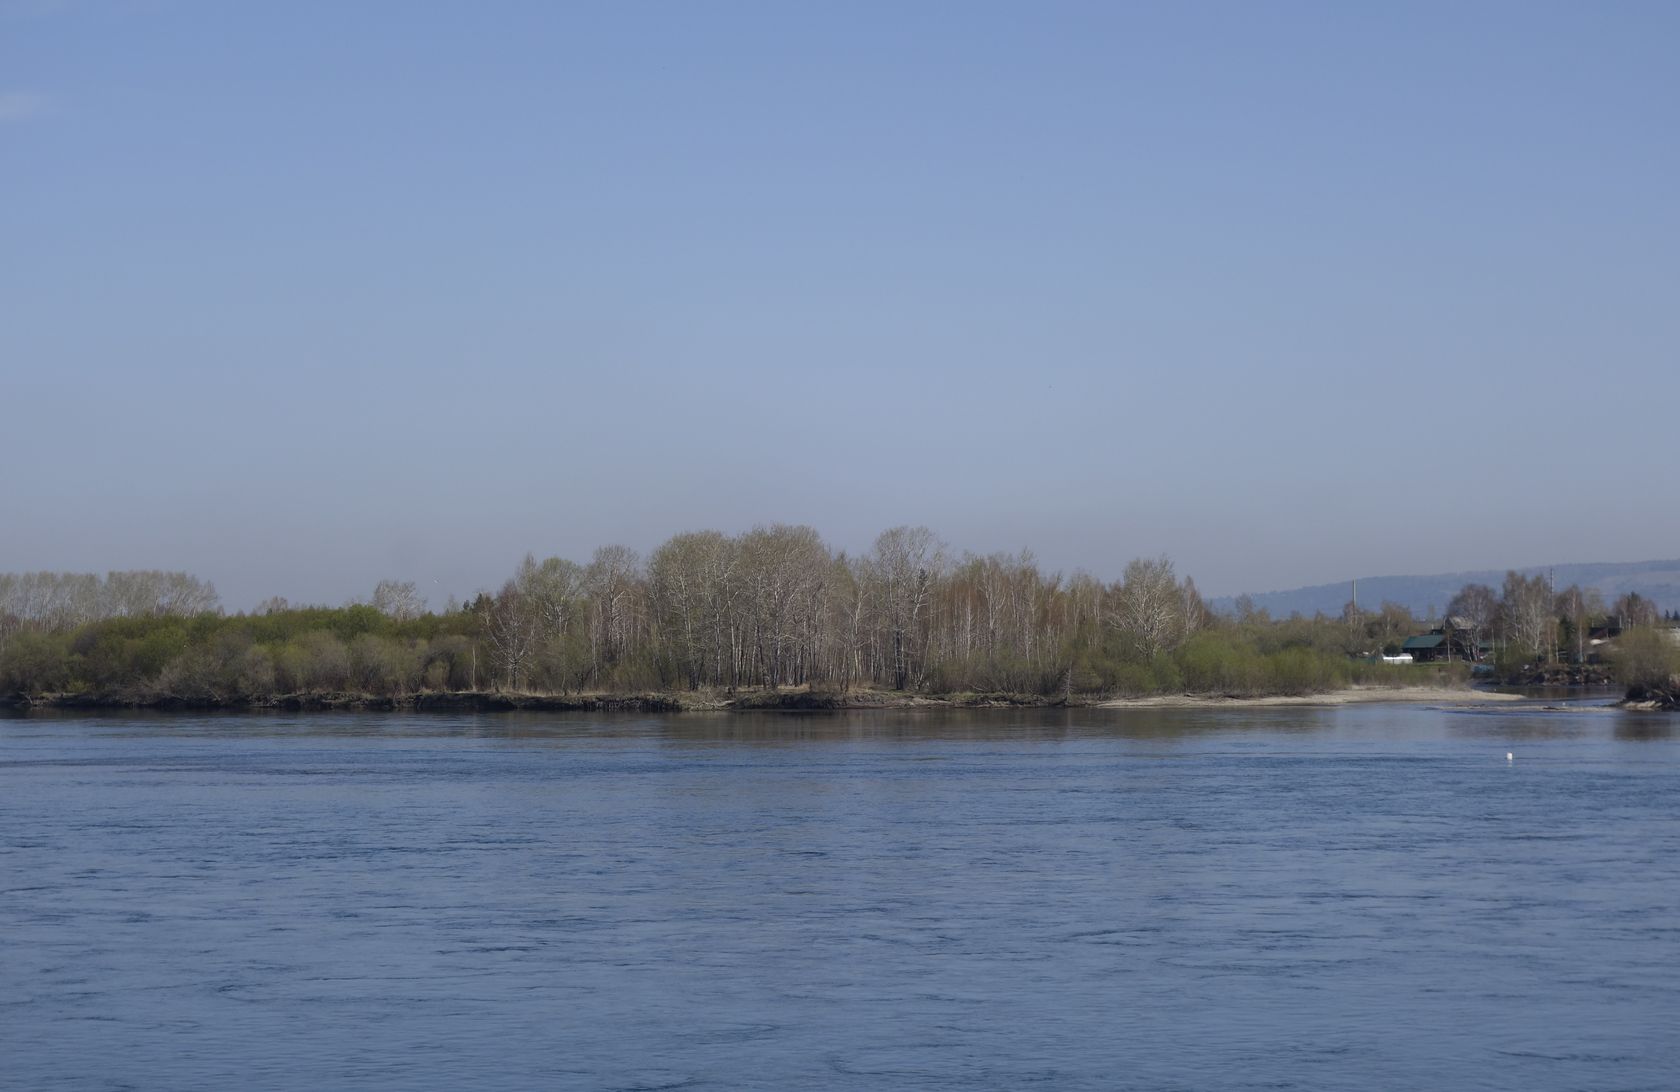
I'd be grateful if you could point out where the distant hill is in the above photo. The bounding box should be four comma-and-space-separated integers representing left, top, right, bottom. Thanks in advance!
1212, 560, 1680, 620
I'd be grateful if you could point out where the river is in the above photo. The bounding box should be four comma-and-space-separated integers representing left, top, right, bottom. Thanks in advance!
3, 701, 1676, 1090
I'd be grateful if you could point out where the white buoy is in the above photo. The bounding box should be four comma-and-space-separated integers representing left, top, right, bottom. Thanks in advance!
1507, 752, 1514, 762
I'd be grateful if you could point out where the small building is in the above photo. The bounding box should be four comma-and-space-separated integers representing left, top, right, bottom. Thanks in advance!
1400, 634, 1448, 662
1401, 618, 1482, 663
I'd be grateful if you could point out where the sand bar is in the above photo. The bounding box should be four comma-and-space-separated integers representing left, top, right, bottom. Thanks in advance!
1095, 686, 1526, 709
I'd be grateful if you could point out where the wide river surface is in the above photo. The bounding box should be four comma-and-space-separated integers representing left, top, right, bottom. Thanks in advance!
3, 701, 1677, 1090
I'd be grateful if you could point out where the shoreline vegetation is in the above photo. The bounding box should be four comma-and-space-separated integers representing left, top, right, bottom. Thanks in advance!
2, 528, 1676, 715
0, 682, 1525, 715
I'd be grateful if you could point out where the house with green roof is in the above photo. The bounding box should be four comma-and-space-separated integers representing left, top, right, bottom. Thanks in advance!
1400, 618, 1485, 662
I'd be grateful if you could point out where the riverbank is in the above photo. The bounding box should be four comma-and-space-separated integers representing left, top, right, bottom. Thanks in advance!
0, 684, 1528, 714
0, 690, 688, 714
1095, 686, 1524, 709
0, 688, 1053, 714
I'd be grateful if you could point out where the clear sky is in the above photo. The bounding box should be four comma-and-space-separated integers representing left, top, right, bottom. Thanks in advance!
4, 1, 1676, 610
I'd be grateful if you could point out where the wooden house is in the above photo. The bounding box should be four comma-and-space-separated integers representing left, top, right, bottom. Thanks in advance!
1400, 617, 1483, 663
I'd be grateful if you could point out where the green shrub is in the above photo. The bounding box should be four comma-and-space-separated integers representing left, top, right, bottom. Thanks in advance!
349, 634, 420, 696
1494, 644, 1536, 681
1262, 647, 1342, 695
0, 633, 73, 694
1611, 628, 1680, 692
1175, 632, 1263, 694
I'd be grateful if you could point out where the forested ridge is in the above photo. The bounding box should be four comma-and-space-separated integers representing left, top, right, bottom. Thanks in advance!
4, 525, 1670, 709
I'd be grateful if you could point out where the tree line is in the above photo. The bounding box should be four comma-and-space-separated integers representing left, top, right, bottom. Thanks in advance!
2, 529, 1671, 705
0, 571, 220, 637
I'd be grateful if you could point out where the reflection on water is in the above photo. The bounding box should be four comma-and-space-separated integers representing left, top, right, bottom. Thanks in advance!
2, 703, 1677, 1091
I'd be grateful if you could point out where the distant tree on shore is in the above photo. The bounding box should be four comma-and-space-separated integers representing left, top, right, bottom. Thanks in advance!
870, 526, 944, 690
1109, 556, 1189, 661
371, 580, 424, 622
1610, 626, 1680, 701
1612, 592, 1659, 629
1499, 571, 1554, 661
1447, 583, 1498, 652
0, 571, 219, 637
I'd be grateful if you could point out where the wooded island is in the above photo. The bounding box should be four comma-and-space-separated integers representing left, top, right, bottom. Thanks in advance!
3, 526, 1676, 710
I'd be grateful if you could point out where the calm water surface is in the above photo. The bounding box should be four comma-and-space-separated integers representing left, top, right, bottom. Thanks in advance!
3, 702, 1677, 1090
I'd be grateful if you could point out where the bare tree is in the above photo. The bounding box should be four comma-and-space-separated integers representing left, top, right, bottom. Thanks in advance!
1179, 576, 1209, 644
1499, 571, 1553, 659
153, 572, 220, 616
868, 526, 945, 690
832, 553, 869, 690
517, 555, 583, 637
584, 545, 643, 680
648, 533, 735, 688
734, 524, 831, 687
1554, 584, 1604, 663
371, 579, 424, 621
479, 581, 541, 690
1447, 582, 1497, 660
1612, 592, 1659, 629
1109, 555, 1183, 660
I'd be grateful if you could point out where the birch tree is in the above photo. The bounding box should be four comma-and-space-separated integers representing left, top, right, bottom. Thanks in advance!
1109, 555, 1183, 660
480, 581, 541, 690
584, 545, 643, 678
648, 532, 735, 688
371, 579, 424, 621
868, 526, 944, 690
1499, 571, 1553, 659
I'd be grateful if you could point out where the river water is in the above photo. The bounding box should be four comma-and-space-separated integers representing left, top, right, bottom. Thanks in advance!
3, 702, 1677, 1091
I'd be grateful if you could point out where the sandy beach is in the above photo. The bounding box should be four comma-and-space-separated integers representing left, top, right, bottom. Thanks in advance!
1095, 686, 1525, 709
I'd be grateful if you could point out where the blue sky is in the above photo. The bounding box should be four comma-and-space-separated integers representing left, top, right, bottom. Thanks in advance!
3, 1, 1676, 609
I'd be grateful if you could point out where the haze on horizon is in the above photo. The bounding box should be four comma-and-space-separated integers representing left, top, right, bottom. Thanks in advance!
3, 1, 1675, 611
